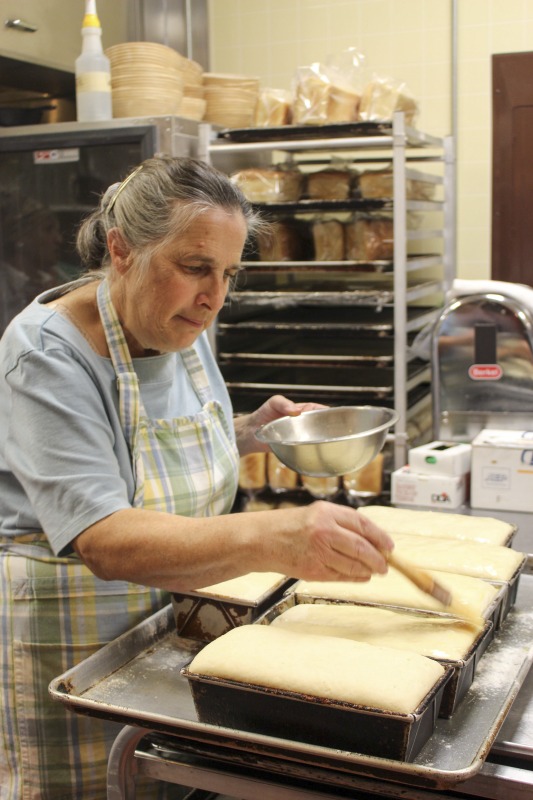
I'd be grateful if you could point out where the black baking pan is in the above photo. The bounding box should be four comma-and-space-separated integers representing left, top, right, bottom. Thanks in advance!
257, 596, 494, 720
182, 664, 453, 761
171, 576, 295, 642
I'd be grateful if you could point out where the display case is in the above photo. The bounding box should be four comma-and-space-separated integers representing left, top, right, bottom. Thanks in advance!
199, 113, 456, 473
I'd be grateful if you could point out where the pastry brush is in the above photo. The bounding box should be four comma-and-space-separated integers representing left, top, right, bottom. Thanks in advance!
387, 551, 484, 628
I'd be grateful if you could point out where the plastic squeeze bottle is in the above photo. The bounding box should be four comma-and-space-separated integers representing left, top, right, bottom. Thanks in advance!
75, 0, 112, 122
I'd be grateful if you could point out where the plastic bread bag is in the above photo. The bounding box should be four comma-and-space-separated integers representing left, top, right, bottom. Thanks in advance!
292, 63, 331, 125
254, 87, 293, 127
359, 75, 419, 126
344, 213, 394, 261
306, 159, 356, 200
230, 164, 304, 203
323, 46, 365, 123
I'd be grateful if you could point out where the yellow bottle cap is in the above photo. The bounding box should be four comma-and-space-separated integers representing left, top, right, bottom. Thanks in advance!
82, 13, 101, 27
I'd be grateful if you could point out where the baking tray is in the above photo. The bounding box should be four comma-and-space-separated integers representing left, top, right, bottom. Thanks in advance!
257, 594, 493, 719
217, 121, 393, 143
219, 361, 430, 398
182, 662, 453, 762
49, 574, 533, 791
217, 304, 437, 332
170, 576, 295, 642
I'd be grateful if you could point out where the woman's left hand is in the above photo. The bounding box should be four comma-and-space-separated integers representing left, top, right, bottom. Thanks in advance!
234, 394, 327, 456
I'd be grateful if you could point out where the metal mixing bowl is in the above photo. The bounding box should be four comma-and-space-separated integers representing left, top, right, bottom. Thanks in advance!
255, 405, 399, 477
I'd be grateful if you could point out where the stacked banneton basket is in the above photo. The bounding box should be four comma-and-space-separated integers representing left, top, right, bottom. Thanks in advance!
106, 41, 206, 120
203, 73, 260, 128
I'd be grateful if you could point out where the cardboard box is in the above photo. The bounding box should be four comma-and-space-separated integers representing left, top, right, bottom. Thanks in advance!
471, 429, 533, 512
391, 466, 467, 509
408, 441, 472, 477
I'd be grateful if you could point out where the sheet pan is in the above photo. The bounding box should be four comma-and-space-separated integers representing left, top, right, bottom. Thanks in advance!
49, 575, 533, 791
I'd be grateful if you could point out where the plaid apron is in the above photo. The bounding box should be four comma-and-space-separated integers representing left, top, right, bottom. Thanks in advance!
0, 280, 239, 799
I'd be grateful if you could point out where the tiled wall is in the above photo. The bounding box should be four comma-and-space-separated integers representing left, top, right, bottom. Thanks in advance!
208, 0, 533, 281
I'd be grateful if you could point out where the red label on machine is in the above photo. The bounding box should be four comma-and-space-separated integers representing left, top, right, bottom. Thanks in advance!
468, 364, 503, 380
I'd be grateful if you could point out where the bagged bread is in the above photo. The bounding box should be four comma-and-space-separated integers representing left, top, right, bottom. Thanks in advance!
230, 166, 303, 203
254, 87, 292, 127
345, 216, 393, 260
359, 76, 418, 126
257, 220, 311, 262
267, 452, 299, 492
306, 167, 354, 200
238, 453, 266, 492
311, 219, 345, 261
358, 167, 436, 201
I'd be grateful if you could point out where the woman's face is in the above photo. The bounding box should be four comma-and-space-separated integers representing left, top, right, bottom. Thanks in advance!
112, 207, 248, 355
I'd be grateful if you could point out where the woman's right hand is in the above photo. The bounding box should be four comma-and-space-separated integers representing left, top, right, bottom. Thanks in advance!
263, 500, 394, 583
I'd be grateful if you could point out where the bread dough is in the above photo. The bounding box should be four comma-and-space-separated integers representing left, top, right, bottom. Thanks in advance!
195, 572, 287, 603
295, 567, 499, 616
358, 506, 514, 546
271, 602, 480, 660
187, 624, 445, 715
390, 532, 524, 582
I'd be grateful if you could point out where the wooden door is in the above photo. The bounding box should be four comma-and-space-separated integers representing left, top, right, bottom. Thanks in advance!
492, 52, 533, 286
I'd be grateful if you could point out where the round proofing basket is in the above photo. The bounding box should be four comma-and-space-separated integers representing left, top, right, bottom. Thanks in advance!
106, 41, 185, 71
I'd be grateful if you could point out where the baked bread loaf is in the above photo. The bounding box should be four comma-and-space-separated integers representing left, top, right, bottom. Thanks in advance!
295, 567, 499, 617
187, 624, 445, 714
255, 88, 292, 127
301, 474, 339, 498
196, 572, 287, 603
345, 216, 393, 260
311, 219, 345, 261
230, 167, 303, 203
343, 453, 384, 496
267, 452, 299, 491
238, 453, 266, 491
358, 168, 436, 201
307, 168, 353, 200
271, 602, 481, 661
358, 506, 514, 546
359, 79, 418, 125
257, 220, 311, 261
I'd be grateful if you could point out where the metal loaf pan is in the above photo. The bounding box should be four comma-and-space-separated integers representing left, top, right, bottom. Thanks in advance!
257, 595, 493, 720
171, 577, 295, 643
182, 663, 453, 762
490, 556, 527, 627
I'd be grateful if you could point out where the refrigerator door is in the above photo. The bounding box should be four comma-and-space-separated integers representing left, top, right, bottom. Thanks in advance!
0, 116, 199, 333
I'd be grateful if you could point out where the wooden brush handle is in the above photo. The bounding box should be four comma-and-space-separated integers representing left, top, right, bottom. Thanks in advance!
387, 551, 450, 606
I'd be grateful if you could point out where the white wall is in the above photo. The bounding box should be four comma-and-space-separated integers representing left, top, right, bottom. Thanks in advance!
208, 0, 533, 281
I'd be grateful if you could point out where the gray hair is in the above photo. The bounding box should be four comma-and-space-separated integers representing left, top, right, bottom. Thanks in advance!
76, 155, 266, 278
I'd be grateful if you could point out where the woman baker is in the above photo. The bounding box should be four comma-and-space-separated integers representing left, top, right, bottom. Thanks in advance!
0, 156, 393, 799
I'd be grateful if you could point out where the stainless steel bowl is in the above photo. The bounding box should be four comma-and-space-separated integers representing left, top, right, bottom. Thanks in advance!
255, 405, 399, 477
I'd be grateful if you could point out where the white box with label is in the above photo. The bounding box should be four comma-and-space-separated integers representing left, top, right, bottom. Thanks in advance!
391, 466, 467, 509
408, 441, 472, 477
470, 429, 533, 512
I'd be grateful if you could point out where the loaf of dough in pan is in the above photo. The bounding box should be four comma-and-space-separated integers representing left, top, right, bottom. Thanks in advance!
196, 572, 287, 603
390, 532, 524, 582
187, 624, 445, 714
358, 506, 514, 546
294, 567, 499, 617
271, 602, 480, 660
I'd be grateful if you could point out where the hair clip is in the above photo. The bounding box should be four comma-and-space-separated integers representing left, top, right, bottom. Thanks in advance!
107, 164, 144, 214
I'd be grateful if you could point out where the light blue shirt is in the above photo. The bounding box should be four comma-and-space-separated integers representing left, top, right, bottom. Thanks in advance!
0, 289, 234, 556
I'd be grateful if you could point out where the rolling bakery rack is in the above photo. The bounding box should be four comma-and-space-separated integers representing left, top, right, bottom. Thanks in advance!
198, 112, 456, 472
